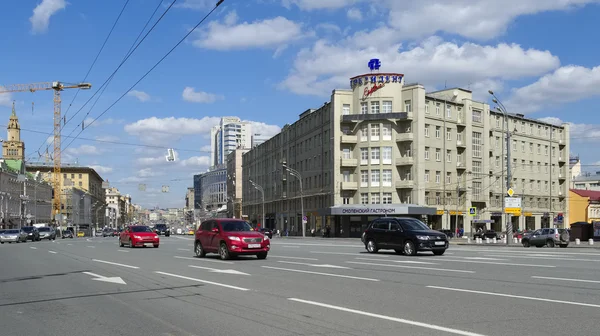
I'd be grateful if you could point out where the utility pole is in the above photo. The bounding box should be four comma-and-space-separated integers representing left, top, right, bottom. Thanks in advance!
248, 179, 265, 229
283, 164, 305, 237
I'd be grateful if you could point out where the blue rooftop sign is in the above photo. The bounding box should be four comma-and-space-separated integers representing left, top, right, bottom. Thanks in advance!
368, 58, 381, 71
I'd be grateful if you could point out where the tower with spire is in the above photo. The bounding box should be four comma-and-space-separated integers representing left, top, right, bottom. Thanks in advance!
2, 101, 25, 160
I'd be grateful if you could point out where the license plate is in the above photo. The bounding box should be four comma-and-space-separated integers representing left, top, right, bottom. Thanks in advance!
248, 243, 261, 248
145, 242, 154, 246
434, 241, 445, 246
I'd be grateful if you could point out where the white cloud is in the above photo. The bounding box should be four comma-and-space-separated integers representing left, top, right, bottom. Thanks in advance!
200, 144, 212, 152
506, 65, 600, 113
174, 0, 213, 10
138, 168, 162, 177
125, 116, 222, 136
95, 135, 119, 142
245, 121, 281, 138
29, 0, 67, 34
346, 7, 363, 21
282, 0, 360, 10
89, 165, 113, 174
537, 117, 600, 142
182, 87, 223, 103
281, 35, 560, 96
180, 156, 211, 167
0, 93, 12, 107
65, 145, 102, 156
193, 10, 305, 50
126, 90, 151, 102
84, 118, 124, 127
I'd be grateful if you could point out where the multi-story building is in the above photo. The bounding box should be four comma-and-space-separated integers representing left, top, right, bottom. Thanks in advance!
105, 187, 125, 228
569, 189, 600, 224
251, 133, 270, 148
210, 117, 252, 166
196, 165, 227, 214
2, 102, 25, 160
185, 187, 195, 211
571, 171, 600, 191
242, 59, 570, 237
226, 148, 248, 218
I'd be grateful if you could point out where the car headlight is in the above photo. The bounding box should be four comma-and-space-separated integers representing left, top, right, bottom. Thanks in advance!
133, 235, 142, 239
228, 236, 241, 241
264, 235, 270, 240
154, 235, 159, 239
416, 235, 430, 240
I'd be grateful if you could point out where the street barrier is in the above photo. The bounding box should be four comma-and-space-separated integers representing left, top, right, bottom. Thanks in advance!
589, 239, 594, 245
576, 238, 580, 245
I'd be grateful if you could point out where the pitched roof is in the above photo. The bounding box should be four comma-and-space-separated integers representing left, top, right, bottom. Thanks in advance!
570, 189, 600, 201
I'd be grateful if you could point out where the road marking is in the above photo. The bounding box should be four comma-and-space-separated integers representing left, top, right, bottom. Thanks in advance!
269, 256, 319, 261
86, 246, 96, 248
189, 265, 249, 275
48, 251, 57, 254
83, 272, 127, 285
174, 256, 234, 264
532, 276, 600, 284
475, 249, 600, 256
428, 286, 600, 308
430, 258, 555, 268
92, 259, 140, 269
282, 245, 300, 248
177, 248, 189, 251
355, 257, 437, 265
311, 251, 390, 257
288, 298, 486, 336
155, 271, 249, 291
30, 247, 37, 250
67, 244, 73, 246
172, 236, 193, 240
272, 242, 361, 248
262, 266, 379, 282
277, 261, 351, 269
484, 254, 600, 262
463, 257, 507, 261
118, 249, 129, 253
347, 261, 475, 274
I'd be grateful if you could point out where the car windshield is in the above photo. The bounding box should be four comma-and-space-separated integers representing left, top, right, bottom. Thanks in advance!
22, 227, 34, 232
400, 218, 430, 231
131, 226, 152, 233
221, 221, 254, 232
62, 231, 71, 234
155, 224, 167, 229
38, 227, 51, 232
5, 230, 20, 234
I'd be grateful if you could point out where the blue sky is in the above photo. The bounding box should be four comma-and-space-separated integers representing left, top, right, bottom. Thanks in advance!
1, 0, 600, 208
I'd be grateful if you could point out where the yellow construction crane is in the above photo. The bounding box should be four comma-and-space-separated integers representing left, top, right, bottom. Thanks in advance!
0, 82, 92, 222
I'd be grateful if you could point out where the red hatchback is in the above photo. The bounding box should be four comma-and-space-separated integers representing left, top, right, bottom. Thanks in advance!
119, 225, 160, 248
194, 219, 270, 260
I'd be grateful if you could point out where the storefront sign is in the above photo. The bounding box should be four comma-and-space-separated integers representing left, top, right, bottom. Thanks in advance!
327, 205, 436, 216
350, 74, 403, 88
340, 207, 395, 214
368, 58, 381, 71
363, 83, 385, 98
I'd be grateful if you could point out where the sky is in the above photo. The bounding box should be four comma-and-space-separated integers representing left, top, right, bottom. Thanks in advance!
1, 0, 600, 209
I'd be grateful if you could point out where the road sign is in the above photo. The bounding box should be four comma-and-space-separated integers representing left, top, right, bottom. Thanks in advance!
469, 207, 477, 216
507, 188, 514, 197
505, 197, 522, 208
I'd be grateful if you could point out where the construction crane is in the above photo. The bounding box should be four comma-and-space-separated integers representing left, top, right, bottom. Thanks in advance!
0, 82, 92, 223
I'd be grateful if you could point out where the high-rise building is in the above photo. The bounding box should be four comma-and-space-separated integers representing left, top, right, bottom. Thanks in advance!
2, 102, 25, 160
242, 59, 570, 237
210, 117, 252, 166
251, 133, 270, 148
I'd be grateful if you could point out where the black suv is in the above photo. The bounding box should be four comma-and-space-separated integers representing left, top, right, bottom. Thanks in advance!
21, 226, 41, 241
361, 217, 448, 256
154, 224, 170, 237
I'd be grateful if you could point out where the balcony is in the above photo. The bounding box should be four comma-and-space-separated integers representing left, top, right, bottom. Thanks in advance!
395, 156, 414, 166
558, 172, 566, 180
395, 180, 414, 189
340, 158, 359, 167
558, 156, 566, 163
396, 133, 414, 142
456, 140, 466, 148
456, 161, 466, 170
340, 182, 358, 190
340, 134, 358, 143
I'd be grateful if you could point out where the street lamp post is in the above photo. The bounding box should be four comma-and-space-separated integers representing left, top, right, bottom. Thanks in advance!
489, 90, 513, 245
248, 179, 265, 229
282, 164, 305, 237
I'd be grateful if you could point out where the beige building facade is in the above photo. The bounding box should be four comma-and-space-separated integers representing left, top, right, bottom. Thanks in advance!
242, 60, 570, 237
227, 149, 248, 219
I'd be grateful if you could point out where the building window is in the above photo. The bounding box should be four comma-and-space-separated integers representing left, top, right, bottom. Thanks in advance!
342, 171, 350, 182
382, 169, 392, 187
537, 144, 541, 154
360, 148, 368, 164
343, 197, 350, 204
447, 150, 452, 162
404, 100, 411, 113
361, 170, 368, 187
435, 126, 441, 139
361, 193, 368, 204
382, 101, 392, 113
473, 181, 482, 199
424, 170, 430, 182
446, 105, 451, 118
425, 102, 430, 114
382, 123, 392, 140
435, 171, 441, 184
496, 117, 500, 128
371, 147, 380, 164
382, 147, 392, 164
472, 109, 482, 123
544, 145, 548, 155
435, 148, 441, 161
371, 101, 380, 114
371, 170, 380, 187
360, 125, 368, 141
436, 103, 440, 115
496, 156, 500, 168
371, 124, 380, 140
472, 132, 482, 158
361, 102, 368, 114
424, 124, 430, 137
446, 128, 452, 140
424, 147, 430, 160
382, 193, 392, 204
446, 172, 451, 184
371, 193, 381, 204
342, 104, 350, 115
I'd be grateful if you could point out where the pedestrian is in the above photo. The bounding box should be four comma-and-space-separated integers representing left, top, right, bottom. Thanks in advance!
311, 228, 315, 237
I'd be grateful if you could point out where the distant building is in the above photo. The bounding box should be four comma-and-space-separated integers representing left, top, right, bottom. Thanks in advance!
2, 102, 25, 161
194, 165, 227, 215
251, 133, 270, 148
185, 187, 195, 211
572, 171, 600, 191
210, 117, 252, 166
569, 189, 600, 224
226, 148, 248, 218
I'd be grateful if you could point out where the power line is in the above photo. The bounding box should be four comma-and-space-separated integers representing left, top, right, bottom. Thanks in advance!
61, 0, 225, 153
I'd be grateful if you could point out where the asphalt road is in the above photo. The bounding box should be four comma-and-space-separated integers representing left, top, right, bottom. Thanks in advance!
1, 236, 600, 336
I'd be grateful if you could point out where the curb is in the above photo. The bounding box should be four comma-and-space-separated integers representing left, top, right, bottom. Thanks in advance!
456, 243, 600, 249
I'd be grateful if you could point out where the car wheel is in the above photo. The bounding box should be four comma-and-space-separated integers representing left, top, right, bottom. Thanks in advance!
257, 252, 267, 259
403, 240, 417, 256
546, 240, 555, 248
129, 239, 135, 248
194, 241, 206, 258
219, 243, 230, 260
522, 240, 530, 248
559, 244, 568, 248
433, 250, 445, 256
153, 245, 159, 248
119, 239, 124, 247
366, 239, 378, 253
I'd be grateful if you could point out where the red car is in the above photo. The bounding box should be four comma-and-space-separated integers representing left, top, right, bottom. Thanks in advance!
119, 225, 160, 248
194, 219, 270, 260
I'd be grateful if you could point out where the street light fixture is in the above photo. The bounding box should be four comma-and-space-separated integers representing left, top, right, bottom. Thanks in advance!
248, 179, 265, 230
282, 164, 305, 237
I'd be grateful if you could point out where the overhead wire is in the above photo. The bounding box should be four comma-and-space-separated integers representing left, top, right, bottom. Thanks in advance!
61, 0, 226, 154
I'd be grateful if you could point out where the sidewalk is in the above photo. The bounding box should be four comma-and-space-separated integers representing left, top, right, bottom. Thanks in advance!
455, 242, 600, 249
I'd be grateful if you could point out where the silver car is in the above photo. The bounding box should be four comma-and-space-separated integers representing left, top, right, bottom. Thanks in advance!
0, 229, 28, 244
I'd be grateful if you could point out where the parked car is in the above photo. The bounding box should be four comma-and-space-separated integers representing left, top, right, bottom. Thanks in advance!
522, 228, 569, 248
361, 217, 448, 256
119, 225, 160, 248
473, 230, 499, 240
0, 229, 28, 243
21, 226, 40, 241
37, 227, 56, 240
62, 230, 74, 239
194, 219, 270, 260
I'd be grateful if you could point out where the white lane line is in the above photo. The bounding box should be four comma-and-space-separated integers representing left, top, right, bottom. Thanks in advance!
262, 266, 379, 282
278, 261, 351, 269
177, 248, 189, 251
484, 254, 600, 262
463, 257, 508, 261
155, 271, 249, 291
30, 247, 37, 250
189, 265, 250, 275
174, 256, 234, 265
48, 251, 57, 254
288, 298, 486, 336
430, 258, 555, 268
67, 244, 73, 246
86, 246, 96, 248
118, 249, 129, 253
428, 286, 600, 309
311, 251, 390, 257
282, 245, 300, 248
92, 259, 140, 269
347, 261, 475, 274
270, 255, 319, 261
272, 242, 362, 248
355, 257, 437, 265
532, 276, 600, 284
477, 250, 600, 257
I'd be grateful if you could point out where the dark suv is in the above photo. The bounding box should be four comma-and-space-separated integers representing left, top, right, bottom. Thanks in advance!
361, 217, 448, 256
21, 226, 41, 241
153, 224, 170, 237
